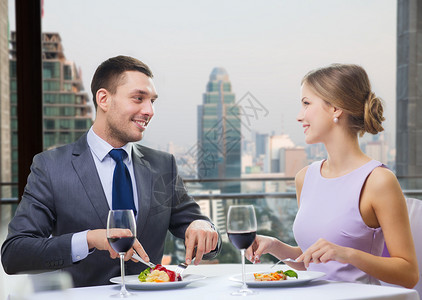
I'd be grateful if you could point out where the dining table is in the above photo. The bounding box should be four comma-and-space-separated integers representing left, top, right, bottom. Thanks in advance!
7, 263, 420, 300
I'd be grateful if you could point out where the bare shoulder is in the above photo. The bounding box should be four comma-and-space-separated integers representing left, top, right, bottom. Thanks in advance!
295, 165, 309, 186
366, 166, 400, 191
365, 166, 405, 207
295, 165, 309, 206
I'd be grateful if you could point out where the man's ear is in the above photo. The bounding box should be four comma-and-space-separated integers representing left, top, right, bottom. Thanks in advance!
96, 88, 110, 112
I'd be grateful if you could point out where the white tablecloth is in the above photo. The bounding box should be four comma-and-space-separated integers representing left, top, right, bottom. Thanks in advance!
8, 264, 420, 300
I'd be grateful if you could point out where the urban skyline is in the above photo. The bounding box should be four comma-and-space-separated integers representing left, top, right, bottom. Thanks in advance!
7, 0, 397, 151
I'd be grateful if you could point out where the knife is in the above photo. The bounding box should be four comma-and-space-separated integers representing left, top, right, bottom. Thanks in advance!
132, 252, 156, 269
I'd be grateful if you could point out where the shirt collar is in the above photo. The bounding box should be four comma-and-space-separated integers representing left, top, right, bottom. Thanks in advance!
87, 127, 133, 163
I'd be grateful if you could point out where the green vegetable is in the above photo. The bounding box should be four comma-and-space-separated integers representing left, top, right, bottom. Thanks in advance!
138, 267, 151, 282
284, 270, 298, 279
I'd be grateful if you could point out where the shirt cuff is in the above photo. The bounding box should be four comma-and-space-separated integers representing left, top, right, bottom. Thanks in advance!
71, 230, 90, 262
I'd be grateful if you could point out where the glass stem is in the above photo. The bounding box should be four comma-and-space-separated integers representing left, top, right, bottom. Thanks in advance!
120, 253, 128, 295
241, 249, 247, 290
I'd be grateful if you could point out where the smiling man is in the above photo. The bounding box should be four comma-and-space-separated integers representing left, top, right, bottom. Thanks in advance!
1, 56, 221, 287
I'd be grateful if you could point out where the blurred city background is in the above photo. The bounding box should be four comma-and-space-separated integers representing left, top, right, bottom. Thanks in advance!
1, 0, 422, 297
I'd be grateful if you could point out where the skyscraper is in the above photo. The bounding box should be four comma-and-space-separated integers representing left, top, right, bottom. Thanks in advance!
197, 68, 241, 193
396, 0, 422, 189
9, 32, 93, 196
0, 0, 11, 234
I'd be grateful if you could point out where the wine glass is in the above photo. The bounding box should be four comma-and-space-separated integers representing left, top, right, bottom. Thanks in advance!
107, 209, 136, 298
227, 205, 257, 296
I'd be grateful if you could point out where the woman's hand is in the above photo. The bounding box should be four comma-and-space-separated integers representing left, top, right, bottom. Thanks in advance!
245, 235, 276, 263
296, 238, 351, 268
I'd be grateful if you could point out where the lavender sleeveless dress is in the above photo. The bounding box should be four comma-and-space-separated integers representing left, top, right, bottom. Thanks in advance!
292, 160, 385, 284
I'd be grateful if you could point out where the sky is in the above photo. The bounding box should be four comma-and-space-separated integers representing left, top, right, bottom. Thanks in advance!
8, 0, 397, 151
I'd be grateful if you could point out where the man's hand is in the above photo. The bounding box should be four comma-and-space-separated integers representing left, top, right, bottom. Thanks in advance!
185, 220, 218, 265
87, 229, 150, 262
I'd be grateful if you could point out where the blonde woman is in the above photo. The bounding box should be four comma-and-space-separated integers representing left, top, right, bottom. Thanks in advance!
247, 64, 419, 288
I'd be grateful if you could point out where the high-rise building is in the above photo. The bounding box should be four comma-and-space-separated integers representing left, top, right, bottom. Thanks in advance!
197, 68, 241, 193
255, 132, 268, 158
267, 134, 295, 173
197, 198, 227, 238
396, 0, 422, 189
281, 148, 307, 177
9, 32, 93, 196
0, 0, 11, 238
363, 134, 389, 165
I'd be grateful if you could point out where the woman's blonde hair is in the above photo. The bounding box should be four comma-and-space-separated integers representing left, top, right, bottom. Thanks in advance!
301, 63, 385, 137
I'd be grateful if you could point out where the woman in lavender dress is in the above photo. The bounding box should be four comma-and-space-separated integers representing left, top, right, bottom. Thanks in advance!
246, 64, 419, 288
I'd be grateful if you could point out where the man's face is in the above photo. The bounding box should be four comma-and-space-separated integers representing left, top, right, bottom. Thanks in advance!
104, 71, 158, 147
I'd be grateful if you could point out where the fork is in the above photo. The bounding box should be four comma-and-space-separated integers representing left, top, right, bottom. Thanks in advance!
175, 258, 195, 277
175, 262, 188, 275
132, 252, 193, 277
271, 258, 299, 268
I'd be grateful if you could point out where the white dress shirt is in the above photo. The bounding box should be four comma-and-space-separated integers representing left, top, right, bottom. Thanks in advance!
71, 127, 139, 262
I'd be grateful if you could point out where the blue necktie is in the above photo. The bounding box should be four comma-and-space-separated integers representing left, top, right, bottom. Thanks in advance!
109, 149, 137, 216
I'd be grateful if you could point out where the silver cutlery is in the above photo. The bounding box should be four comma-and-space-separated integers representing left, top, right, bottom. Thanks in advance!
132, 252, 156, 269
175, 257, 195, 277
175, 262, 188, 275
132, 252, 193, 278
271, 258, 299, 268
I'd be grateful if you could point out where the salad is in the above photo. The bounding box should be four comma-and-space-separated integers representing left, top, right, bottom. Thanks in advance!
253, 270, 298, 281
138, 264, 182, 283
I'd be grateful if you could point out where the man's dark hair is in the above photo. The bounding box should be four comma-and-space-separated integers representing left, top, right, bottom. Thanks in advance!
91, 55, 153, 109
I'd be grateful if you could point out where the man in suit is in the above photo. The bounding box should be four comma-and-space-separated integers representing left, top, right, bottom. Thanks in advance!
1, 56, 221, 287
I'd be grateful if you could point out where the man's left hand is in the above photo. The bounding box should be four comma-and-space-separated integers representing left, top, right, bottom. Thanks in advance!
185, 220, 218, 265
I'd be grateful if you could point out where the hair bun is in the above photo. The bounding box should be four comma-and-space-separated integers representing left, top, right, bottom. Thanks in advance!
363, 92, 385, 136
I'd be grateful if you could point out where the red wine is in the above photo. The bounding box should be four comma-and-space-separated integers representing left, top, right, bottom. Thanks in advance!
227, 231, 256, 250
108, 236, 135, 253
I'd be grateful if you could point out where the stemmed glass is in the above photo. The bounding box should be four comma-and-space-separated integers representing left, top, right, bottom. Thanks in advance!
107, 209, 136, 298
227, 205, 257, 296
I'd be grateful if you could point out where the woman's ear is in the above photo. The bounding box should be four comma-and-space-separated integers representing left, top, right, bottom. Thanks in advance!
333, 106, 343, 119
96, 88, 110, 112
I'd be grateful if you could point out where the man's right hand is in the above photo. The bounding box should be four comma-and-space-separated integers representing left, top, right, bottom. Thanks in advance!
86, 229, 150, 262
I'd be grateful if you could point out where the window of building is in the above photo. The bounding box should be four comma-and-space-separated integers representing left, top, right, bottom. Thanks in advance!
43, 80, 60, 91
9, 60, 17, 77
44, 132, 56, 148
43, 61, 60, 79
60, 94, 74, 104
63, 106, 75, 116
10, 93, 17, 104
63, 82, 72, 91
63, 64, 72, 80
75, 119, 88, 129
59, 119, 71, 129
44, 106, 59, 116
44, 93, 58, 103
59, 132, 71, 144
44, 119, 55, 130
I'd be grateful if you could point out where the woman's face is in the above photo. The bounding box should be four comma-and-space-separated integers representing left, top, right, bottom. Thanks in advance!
296, 82, 335, 144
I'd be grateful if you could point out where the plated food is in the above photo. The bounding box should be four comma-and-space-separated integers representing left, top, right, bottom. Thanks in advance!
254, 270, 298, 281
138, 264, 182, 282
229, 270, 325, 288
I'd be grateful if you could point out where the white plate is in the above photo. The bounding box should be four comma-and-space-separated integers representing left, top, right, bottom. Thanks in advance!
229, 270, 325, 287
110, 274, 206, 290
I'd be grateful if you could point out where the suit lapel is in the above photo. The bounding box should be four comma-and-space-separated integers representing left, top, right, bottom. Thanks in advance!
132, 145, 152, 232
71, 133, 110, 228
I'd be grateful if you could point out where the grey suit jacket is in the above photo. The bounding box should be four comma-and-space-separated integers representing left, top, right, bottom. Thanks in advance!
1, 133, 220, 287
